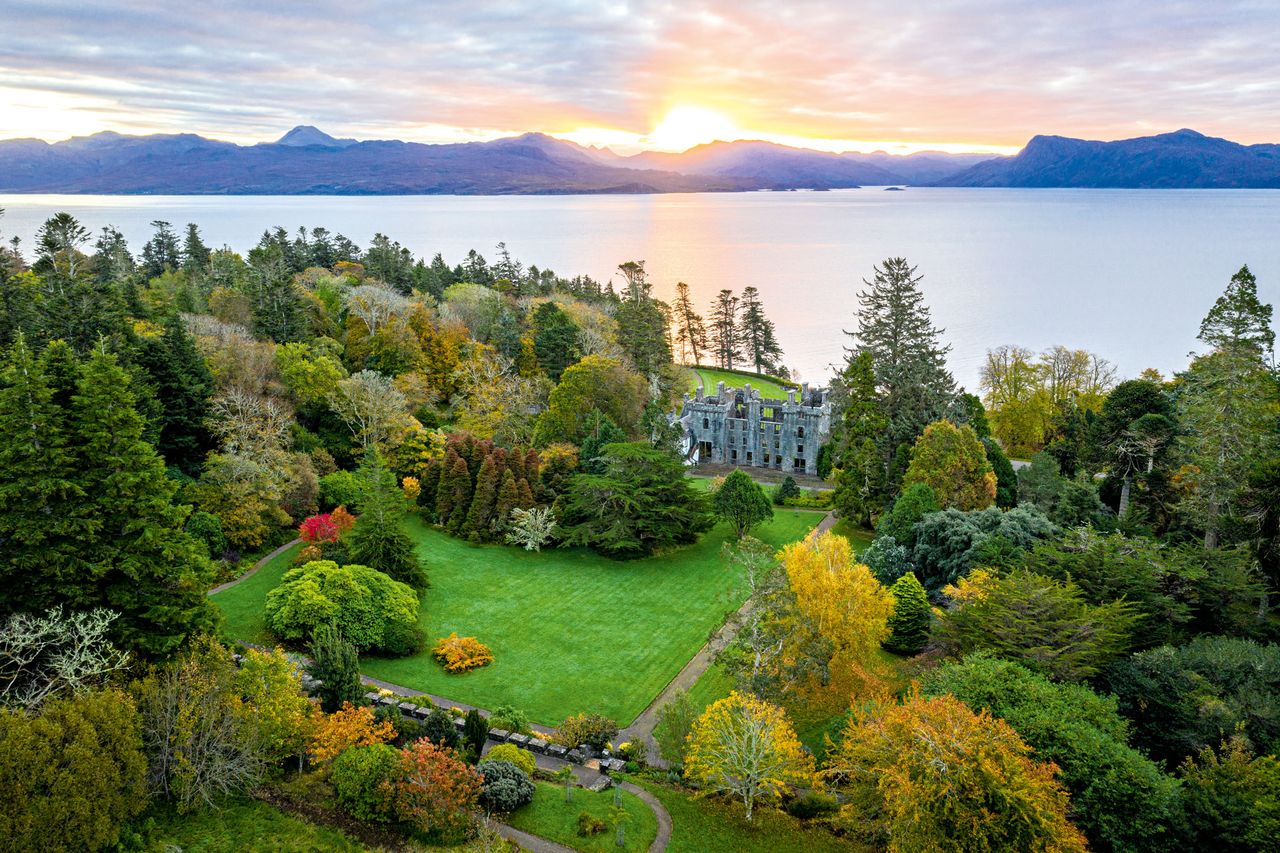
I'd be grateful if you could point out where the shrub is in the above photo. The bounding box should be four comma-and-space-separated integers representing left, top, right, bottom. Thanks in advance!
310, 703, 395, 764
784, 791, 839, 820
186, 510, 228, 558
379, 620, 427, 657
487, 743, 536, 776
883, 572, 930, 655
477, 758, 536, 812
374, 702, 421, 743
1180, 735, 1280, 852
300, 512, 342, 543
489, 704, 531, 735
911, 505, 1057, 591
862, 535, 914, 585
232, 647, 313, 763
773, 475, 801, 505
432, 633, 494, 673
781, 490, 834, 509
319, 470, 367, 512
331, 743, 398, 822
577, 812, 607, 836
421, 708, 461, 749
1103, 636, 1280, 767
383, 739, 483, 841
922, 654, 1184, 852
0, 687, 147, 852
265, 560, 419, 653
876, 482, 939, 549
936, 569, 1137, 682
557, 712, 618, 751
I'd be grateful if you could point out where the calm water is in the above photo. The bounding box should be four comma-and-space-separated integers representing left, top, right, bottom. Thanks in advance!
2, 189, 1278, 389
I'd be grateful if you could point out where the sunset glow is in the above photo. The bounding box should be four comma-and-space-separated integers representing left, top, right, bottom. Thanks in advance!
1, 2, 1279, 153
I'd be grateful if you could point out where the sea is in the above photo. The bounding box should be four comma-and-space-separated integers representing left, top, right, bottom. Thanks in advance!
2, 188, 1277, 390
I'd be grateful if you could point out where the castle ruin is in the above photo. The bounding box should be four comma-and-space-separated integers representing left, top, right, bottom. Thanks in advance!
676, 380, 831, 475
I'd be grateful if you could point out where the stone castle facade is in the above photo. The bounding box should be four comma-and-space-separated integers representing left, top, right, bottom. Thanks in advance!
676, 380, 831, 475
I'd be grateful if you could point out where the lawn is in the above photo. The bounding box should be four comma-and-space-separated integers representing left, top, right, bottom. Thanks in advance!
506, 781, 657, 853
213, 511, 820, 727
829, 519, 874, 553
135, 799, 365, 852
628, 779, 870, 853
686, 366, 795, 400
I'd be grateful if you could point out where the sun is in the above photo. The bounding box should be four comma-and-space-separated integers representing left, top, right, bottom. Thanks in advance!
647, 105, 740, 152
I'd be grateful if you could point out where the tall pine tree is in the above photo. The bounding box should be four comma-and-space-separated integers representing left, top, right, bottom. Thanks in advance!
671, 282, 708, 365
738, 286, 783, 375
844, 258, 955, 489
69, 343, 217, 657
709, 289, 741, 370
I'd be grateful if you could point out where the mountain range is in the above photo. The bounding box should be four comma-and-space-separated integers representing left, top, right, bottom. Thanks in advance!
0, 126, 1276, 194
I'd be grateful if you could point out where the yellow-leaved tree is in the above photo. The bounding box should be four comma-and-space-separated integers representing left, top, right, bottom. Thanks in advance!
826, 691, 1087, 852
779, 530, 893, 688
684, 691, 815, 821
233, 647, 315, 766
902, 420, 996, 510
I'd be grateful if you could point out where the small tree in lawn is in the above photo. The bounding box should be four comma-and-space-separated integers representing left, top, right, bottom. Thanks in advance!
883, 573, 930, 655
506, 505, 557, 551
347, 449, 427, 589
555, 764, 576, 803
307, 623, 364, 713
684, 691, 815, 821
713, 469, 774, 539
774, 475, 801, 506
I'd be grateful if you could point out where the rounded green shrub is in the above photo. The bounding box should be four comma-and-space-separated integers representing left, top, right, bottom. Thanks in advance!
487, 743, 535, 776
264, 559, 418, 653
331, 743, 399, 822
477, 759, 535, 812
319, 470, 367, 512
420, 708, 461, 749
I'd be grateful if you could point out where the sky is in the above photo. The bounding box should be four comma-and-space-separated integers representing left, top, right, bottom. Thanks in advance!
1, 0, 1278, 155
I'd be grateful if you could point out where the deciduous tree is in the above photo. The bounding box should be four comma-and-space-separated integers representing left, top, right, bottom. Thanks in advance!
902, 420, 996, 510
684, 691, 815, 820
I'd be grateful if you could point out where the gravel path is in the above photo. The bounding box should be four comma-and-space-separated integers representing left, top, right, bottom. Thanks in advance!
618, 511, 836, 767
207, 538, 300, 596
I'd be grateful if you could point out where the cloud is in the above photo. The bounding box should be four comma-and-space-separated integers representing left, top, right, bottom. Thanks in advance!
1, 0, 1278, 148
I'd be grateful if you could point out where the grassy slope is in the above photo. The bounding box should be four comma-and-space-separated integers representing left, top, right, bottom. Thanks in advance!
629, 779, 868, 853
686, 366, 793, 400
506, 781, 657, 853
214, 511, 819, 726
138, 799, 365, 853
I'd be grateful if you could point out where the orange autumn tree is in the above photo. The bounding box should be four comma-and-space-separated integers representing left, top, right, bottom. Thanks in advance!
382, 738, 482, 841
779, 530, 893, 690
684, 691, 815, 821
826, 691, 1087, 853
310, 702, 396, 764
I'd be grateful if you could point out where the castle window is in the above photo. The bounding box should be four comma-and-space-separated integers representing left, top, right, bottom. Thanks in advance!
797, 426, 805, 439
746, 452, 753, 462
797, 444, 804, 455
702, 417, 709, 430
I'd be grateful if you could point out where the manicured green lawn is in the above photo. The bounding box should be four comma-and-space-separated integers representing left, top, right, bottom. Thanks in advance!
829, 519, 874, 554
213, 511, 819, 726
686, 366, 794, 400
629, 779, 869, 853
136, 799, 364, 852
506, 781, 656, 853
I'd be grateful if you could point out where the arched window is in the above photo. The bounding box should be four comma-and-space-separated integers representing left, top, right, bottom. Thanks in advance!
702, 417, 710, 430
797, 426, 805, 439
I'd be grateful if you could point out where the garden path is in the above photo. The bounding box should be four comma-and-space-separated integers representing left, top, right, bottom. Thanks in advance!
207, 538, 301, 596
617, 511, 837, 768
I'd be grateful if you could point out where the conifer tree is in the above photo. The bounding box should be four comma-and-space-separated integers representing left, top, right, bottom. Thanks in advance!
181, 223, 211, 275
307, 623, 364, 713
532, 301, 581, 382
831, 351, 890, 526
738, 286, 783, 374
709, 289, 741, 370
0, 335, 86, 614
884, 573, 930, 655
524, 448, 540, 483
246, 243, 305, 343
140, 220, 180, 280
443, 455, 474, 535
578, 410, 626, 474
671, 281, 708, 365
844, 258, 955, 481
69, 343, 217, 658
435, 448, 467, 519
348, 449, 427, 588
464, 455, 501, 539
516, 477, 535, 509
132, 314, 214, 475
494, 469, 519, 532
